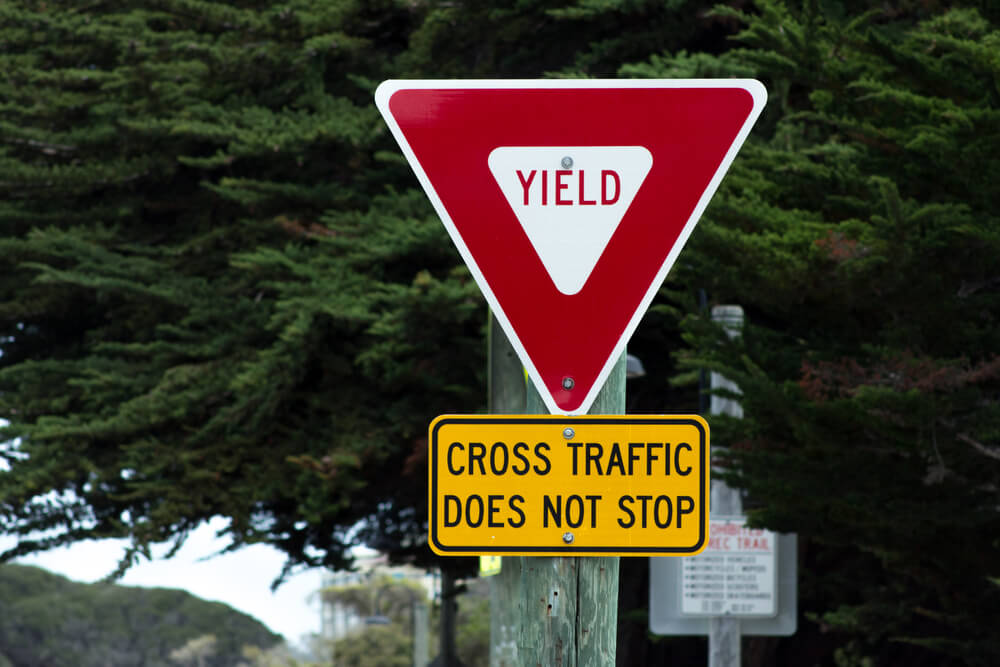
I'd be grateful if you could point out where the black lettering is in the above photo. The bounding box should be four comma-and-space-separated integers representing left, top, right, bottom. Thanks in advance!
543, 494, 561, 527
509, 495, 526, 528
654, 495, 673, 528
566, 494, 584, 528
647, 443, 663, 475
606, 442, 626, 475
469, 442, 487, 475
585, 443, 603, 475
444, 495, 462, 527
465, 495, 484, 527
447, 442, 465, 475
637, 495, 653, 528
675, 442, 693, 476
488, 494, 504, 527
628, 442, 643, 475
512, 442, 530, 475
586, 495, 601, 528
489, 442, 509, 475
617, 495, 635, 528
677, 496, 696, 527
567, 441, 583, 474
534, 442, 551, 475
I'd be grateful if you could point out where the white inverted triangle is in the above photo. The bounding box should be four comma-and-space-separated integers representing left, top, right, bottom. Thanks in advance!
488, 146, 653, 295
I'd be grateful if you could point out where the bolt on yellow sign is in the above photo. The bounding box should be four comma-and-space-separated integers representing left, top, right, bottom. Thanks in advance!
428, 415, 710, 556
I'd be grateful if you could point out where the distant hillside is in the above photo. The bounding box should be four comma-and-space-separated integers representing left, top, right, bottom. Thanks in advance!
0, 564, 281, 667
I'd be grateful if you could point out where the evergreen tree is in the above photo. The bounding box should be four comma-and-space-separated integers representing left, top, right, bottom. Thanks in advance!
0, 0, 731, 576
621, 1, 1000, 664
0, 0, 428, 577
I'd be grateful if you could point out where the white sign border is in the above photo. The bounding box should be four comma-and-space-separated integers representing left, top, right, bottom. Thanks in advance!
375, 79, 767, 415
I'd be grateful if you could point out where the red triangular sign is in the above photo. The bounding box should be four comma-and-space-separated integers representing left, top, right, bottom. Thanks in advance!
376, 80, 766, 414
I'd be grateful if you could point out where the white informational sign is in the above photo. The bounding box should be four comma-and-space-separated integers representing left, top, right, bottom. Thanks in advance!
680, 518, 777, 617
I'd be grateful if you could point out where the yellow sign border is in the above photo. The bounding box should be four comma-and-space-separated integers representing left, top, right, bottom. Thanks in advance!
428, 414, 710, 557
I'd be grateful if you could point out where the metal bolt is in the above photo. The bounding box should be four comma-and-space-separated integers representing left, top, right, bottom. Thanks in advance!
562, 532, 574, 544
562, 376, 575, 390
561, 156, 573, 168
563, 427, 575, 439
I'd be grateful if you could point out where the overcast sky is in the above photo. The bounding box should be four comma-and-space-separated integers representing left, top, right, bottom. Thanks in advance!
3, 517, 323, 648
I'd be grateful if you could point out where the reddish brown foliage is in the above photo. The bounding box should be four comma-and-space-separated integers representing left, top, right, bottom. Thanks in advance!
814, 229, 866, 262
799, 353, 1000, 401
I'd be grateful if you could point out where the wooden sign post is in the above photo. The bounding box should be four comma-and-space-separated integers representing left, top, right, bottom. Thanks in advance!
487, 314, 625, 666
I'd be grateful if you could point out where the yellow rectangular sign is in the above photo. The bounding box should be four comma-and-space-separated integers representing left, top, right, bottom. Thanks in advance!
428, 415, 710, 556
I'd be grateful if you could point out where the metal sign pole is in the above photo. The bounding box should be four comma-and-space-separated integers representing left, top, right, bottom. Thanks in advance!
708, 305, 745, 667
708, 484, 742, 667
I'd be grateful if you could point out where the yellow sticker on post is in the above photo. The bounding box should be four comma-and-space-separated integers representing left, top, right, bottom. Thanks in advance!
428, 415, 710, 556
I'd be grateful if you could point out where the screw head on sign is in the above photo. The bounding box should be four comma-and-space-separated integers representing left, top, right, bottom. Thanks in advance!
562, 532, 574, 544
563, 427, 575, 439
562, 376, 575, 390
561, 156, 573, 168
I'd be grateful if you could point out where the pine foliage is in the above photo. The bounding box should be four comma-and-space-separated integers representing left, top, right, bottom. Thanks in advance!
0, 0, 425, 576
630, 2, 1000, 664
0, 0, 731, 576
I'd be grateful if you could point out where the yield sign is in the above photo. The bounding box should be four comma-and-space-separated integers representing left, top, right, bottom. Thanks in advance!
375, 80, 766, 414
